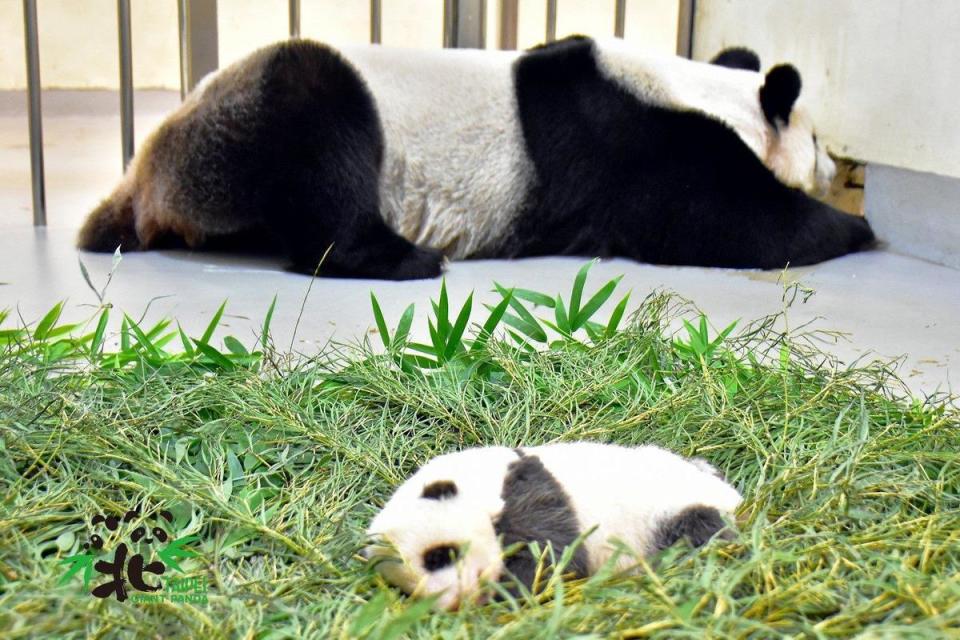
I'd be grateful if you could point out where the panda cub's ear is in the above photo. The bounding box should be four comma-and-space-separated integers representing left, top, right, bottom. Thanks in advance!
759, 64, 802, 128
421, 480, 458, 500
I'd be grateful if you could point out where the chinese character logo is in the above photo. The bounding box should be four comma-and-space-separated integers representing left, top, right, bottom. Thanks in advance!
57, 507, 200, 603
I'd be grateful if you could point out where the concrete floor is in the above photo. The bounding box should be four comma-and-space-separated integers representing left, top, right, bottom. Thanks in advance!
1, 91, 958, 395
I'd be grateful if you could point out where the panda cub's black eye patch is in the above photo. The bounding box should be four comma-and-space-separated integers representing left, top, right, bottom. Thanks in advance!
421, 480, 457, 500
423, 544, 460, 571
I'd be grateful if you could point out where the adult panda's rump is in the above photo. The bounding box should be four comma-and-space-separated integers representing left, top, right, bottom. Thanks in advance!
77, 40, 445, 280
77, 185, 139, 252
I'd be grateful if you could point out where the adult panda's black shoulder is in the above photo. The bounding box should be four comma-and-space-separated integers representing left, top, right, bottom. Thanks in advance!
77, 36, 873, 278
507, 36, 874, 268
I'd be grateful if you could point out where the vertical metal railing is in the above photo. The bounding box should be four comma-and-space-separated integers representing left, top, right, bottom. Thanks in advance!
677, 0, 696, 58
498, 0, 518, 49
117, 0, 134, 170
289, 0, 300, 38
370, 0, 382, 44
23, 0, 46, 226
444, 0, 486, 49
614, 0, 627, 38
178, 0, 219, 99
545, 0, 557, 42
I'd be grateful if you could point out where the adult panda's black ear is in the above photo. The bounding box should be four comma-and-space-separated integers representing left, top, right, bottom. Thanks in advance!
759, 64, 802, 127
710, 47, 761, 72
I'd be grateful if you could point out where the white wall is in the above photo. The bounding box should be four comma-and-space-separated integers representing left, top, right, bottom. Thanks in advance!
693, 0, 960, 179
0, 0, 678, 89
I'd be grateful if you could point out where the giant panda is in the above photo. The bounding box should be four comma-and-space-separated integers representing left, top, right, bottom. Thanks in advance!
78, 36, 874, 279
365, 442, 742, 610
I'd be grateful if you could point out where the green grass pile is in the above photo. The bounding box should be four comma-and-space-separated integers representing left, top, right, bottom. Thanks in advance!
1, 266, 958, 639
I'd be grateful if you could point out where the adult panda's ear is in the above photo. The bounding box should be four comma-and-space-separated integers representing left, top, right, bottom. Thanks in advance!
710, 47, 761, 72
759, 64, 802, 127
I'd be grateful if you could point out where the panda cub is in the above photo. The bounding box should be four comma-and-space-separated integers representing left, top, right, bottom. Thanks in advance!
78, 36, 874, 279
365, 442, 742, 610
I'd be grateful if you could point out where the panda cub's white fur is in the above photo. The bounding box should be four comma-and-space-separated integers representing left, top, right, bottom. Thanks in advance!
365, 442, 742, 610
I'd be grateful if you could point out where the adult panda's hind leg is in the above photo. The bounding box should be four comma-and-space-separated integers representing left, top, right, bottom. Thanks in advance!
260, 41, 444, 280
272, 156, 444, 280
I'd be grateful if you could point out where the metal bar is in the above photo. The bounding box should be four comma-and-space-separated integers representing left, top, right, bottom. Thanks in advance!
676, 0, 695, 58
498, 0, 518, 49
443, 0, 457, 47
444, 0, 486, 49
178, 0, 219, 100
118, 0, 134, 170
22, 0, 46, 226
614, 0, 626, 38
289, 0, 300, 38
370, 0, 381, 44
545, 0, 557, 42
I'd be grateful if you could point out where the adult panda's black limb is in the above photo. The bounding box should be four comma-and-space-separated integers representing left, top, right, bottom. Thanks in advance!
654, 505, 734, 551
511, 36, 875, 269
246, 41, 444, 280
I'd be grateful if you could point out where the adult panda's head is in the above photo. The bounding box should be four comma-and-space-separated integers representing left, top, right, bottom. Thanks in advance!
710, 46, 836, 196
596, 40, 836, 196
364, 448, 515, 610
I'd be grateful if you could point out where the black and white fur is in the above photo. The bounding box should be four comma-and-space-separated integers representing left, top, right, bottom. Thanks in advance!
78, 36, 873, 279
365, 442, 742, 610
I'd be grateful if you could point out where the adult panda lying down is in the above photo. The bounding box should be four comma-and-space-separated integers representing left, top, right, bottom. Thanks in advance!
78, 36, 874, 279
365, 442, 743, 610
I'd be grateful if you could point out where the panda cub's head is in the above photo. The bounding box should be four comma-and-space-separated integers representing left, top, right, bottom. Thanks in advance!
364, 447, 516, 611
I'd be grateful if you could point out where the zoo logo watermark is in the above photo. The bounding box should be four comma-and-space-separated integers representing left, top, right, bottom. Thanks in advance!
56, 506, 209, 605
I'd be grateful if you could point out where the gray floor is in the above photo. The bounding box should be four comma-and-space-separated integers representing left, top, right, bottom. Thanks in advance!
2, 91, 958, 395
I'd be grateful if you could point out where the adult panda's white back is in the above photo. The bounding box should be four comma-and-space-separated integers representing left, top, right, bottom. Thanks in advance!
340, 45, 533, 259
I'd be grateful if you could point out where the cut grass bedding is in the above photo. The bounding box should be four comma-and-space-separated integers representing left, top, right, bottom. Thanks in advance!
1, 265, 958, 639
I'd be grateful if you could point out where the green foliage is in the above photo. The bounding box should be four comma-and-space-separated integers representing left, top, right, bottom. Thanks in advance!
0, 297, 272, 374
1, 262, 958, 639
368, 259, 633, 380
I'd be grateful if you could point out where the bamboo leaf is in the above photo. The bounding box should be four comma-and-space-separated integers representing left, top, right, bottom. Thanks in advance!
572, 276, 622, 328
554, 295, 570, 335
605, 292, 631, 338
443, 292, 473, 360
90, 308, 110, 357
33, 302, 64, 340
569, 259, 598, 323
261, 295, 278, 351
499, 311, 547, 343
177, 323, 195, 357
370, 292, 391, 349
199, 301, 227, 347
224, 336, 249, 356
195, 341, 235, 371
472, 290, 513, 352
496, 284, 555, 308
392, 304, 415, 349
